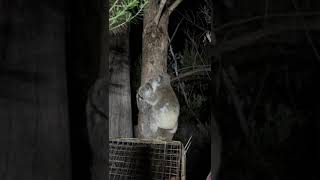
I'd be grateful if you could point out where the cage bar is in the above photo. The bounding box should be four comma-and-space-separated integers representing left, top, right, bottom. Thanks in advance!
109, 138, 186, 180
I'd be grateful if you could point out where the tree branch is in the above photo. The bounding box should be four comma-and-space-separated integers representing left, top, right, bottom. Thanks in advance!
154, 0, 167, 25
167, 0, 183, 15
171, 67, 211, 82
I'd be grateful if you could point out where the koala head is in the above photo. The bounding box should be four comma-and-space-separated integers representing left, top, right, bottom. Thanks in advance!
137, 73, 172, 106
152, 73, 171, 87
146, 73, 171, 91
137, 82, 158, 105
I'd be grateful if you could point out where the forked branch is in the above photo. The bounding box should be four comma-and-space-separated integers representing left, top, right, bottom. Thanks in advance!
154, 0, 168, 25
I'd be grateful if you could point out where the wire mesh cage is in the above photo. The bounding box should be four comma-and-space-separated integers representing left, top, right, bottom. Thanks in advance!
109, 138, 186, 180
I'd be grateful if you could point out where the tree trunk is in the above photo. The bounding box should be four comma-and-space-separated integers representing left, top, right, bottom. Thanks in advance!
137, 0, 182, 140
0, 2, 71, 180
86, 30, 132, 143
141, 1, 170, 83
109, 28, 133, 138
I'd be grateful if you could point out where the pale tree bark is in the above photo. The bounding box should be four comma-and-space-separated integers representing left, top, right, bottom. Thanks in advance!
141, 0, 183, 83
86, 30, 132, 139
136, 0, 183, 140
109, 28, 133, 138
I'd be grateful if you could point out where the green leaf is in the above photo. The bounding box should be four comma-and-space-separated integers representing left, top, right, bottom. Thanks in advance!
109, 0, 148, 33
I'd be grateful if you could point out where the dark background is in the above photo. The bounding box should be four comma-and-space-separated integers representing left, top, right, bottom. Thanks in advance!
1, 0, 320, 180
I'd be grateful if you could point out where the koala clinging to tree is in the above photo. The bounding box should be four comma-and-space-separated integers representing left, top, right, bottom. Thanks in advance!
136, 72, 180, 140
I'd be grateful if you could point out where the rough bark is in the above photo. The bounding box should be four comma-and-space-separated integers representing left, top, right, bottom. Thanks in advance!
0, 2, 71, 180
137, 0, 182, 140
86, 30, 132, 140
141, 1, 170, 83
109, 28, 133, 138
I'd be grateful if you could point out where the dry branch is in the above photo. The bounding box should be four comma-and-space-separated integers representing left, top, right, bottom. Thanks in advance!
171, 67, 211, 82
168, 0, 183, 15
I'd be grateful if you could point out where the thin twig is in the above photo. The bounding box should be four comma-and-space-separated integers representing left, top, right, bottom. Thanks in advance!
176, 10, 207, 31
169, 44, 203, 125
290, 0, 320, 64
184, 30, 211, 79
110, 0, 146, 31
177, 65, 211, 72
169, 45, 190, 108
184, 135, 192, 155
171, 67, 211, 82
169, 18, 184, 44
109, 0, 120, 12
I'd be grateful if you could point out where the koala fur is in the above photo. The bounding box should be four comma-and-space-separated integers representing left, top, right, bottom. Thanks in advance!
136, 72, 180, 140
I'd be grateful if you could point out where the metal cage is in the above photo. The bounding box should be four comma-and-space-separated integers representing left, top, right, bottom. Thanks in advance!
109, 138, 186, 180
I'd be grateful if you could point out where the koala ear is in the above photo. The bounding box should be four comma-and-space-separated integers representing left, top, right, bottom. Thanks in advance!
159, 72, 169, 80
160, 72, 171, 83
157, 75, 163, 82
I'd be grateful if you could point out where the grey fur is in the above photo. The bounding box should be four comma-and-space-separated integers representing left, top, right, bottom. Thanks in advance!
136, 72, 180, 140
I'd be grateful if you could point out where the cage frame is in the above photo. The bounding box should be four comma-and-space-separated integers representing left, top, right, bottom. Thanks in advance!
109, 137, 186, 180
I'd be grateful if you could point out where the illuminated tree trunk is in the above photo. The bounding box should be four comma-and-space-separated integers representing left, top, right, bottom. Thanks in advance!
109, 29, 133, 138
136, 0, 183, 140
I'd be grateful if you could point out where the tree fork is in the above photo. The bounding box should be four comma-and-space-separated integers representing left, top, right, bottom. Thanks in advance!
141, 0, 183, 84
137, 0, 183, 139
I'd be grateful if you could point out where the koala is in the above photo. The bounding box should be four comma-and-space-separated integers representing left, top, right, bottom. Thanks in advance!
136, 72, 180, 140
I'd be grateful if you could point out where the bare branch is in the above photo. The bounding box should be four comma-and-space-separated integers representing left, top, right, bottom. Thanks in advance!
184, 30, 211, 79
154, 0, 168, 25
177, 65, 211, 73
176, 11, 207, 31
169, 18, 184, 44
168, 0, 183, 15
171, 67, 211, 82
290, 0, 320, 65
169, 44, 203, 125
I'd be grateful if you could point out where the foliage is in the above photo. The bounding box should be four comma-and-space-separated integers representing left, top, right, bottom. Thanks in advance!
109, 0, 148, 33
